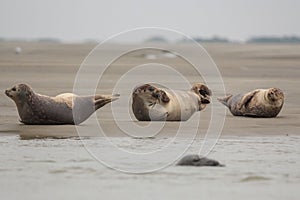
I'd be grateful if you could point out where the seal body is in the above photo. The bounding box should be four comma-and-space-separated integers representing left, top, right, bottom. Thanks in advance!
177, 154, 224, 167
132, 83, 211, 121
218, 88, 284, 118
5, 83, 119, 125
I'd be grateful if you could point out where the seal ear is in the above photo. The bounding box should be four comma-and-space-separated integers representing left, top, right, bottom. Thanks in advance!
160, 90, 170, 103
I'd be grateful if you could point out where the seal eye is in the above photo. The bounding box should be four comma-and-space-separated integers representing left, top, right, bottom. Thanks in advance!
12, 87, 16, 92
199, 89, 207, 97
148, 87, 155, 92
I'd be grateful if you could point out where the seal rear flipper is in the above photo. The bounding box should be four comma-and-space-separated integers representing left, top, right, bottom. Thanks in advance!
94, 94, 120, 110
217, 95, 233, 107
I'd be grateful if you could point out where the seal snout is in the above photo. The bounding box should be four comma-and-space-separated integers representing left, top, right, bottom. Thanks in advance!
268, 88, 283, 101
5, 89, 12, 98
152, 92, 160, 98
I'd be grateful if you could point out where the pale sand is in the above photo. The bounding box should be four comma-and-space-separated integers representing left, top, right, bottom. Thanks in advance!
0, 42, 299, 138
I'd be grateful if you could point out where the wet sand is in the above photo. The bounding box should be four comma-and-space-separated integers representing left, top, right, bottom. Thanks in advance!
0, 42, 299, 199
0, 135, 299, 200
0, 42, 299, 138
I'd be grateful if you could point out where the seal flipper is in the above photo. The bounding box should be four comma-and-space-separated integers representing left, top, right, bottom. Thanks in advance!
237, 90, 259, 110
94, 94, 120, 110
217, 95, 233, 107
151, 88, 170, 103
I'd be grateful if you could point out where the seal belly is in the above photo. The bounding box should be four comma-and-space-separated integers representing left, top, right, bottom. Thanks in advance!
169, 91, 199, 121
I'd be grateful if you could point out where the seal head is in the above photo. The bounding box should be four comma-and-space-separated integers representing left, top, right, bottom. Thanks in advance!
177, 154, 224, 167
5, 84, 33, 103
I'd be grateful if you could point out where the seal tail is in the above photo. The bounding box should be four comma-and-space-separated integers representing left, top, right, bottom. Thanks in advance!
94, 94, 120, 110
217, 95, 233, 107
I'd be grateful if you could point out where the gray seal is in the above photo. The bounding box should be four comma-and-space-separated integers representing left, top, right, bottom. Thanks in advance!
5, 83, 119, 125
177, 154, 224, 167
132, 83, 211, 121
218, 88, 284, 118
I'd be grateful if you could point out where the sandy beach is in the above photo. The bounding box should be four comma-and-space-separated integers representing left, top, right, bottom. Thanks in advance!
0, 41, 299, 199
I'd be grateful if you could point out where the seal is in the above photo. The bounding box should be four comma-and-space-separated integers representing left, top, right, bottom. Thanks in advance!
5, 83, 119, 125
218, 88, 284, 118
177, 154, 224, 167
132, 83, 211, 121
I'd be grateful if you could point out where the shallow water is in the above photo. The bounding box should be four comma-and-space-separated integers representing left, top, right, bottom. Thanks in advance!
0, 134, 299, 200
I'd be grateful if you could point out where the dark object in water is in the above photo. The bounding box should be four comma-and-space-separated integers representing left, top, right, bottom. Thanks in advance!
177, 154, 224, 167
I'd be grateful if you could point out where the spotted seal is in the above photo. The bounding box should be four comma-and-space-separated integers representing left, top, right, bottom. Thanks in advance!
132, 83, 211, 121
218, 88, 284, 117
5, 83, 119, 125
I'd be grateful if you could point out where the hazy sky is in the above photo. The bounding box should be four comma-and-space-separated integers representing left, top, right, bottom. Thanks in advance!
1, 0, 299, 42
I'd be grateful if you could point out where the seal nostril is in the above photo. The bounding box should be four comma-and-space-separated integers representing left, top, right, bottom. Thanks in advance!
152, 93, 159, 98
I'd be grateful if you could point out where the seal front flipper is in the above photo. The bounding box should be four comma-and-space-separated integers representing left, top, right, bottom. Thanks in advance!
151, 88, 170, 103
237, 90, 259, 110
217, 94, 233, 107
